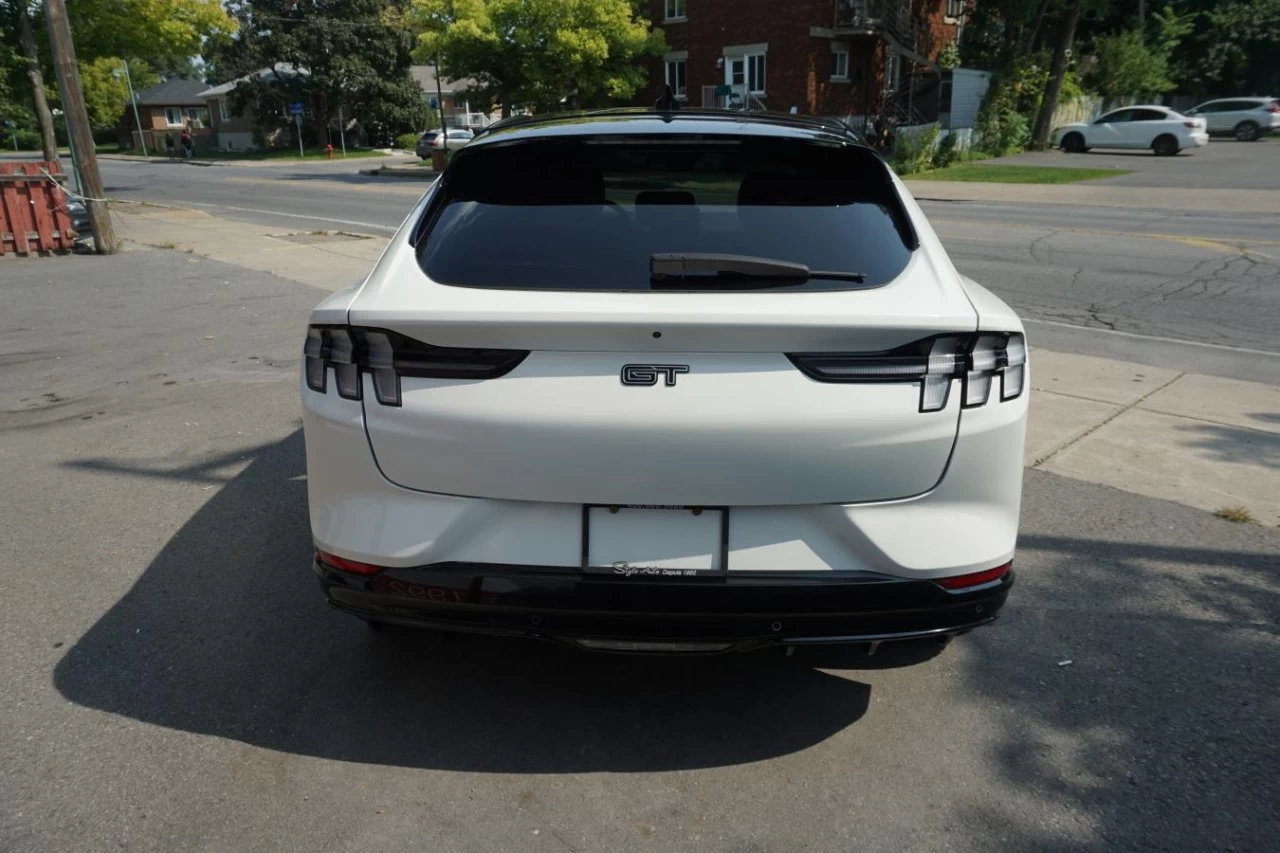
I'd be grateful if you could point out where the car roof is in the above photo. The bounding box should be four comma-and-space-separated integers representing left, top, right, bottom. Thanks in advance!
469, 108, 865, 148
1198, 96, 1272, 103
1106, 104, 1173, 112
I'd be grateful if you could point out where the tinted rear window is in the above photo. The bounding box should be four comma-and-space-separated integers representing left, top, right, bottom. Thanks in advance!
415, 135, 915, 291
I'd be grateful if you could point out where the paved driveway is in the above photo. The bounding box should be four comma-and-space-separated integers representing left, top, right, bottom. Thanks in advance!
985, 137, 1279, 190
3, 250, 1279, 852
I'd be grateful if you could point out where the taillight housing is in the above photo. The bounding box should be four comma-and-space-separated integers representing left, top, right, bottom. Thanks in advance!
1267, 103, 1280, 114
304, 325, 529, 406
788, 332, 1027, 413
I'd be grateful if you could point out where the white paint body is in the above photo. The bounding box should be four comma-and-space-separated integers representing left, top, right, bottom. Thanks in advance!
1185, 97, 1280, 136
302, 174, 1029, 581
1054, 105, 1208, 152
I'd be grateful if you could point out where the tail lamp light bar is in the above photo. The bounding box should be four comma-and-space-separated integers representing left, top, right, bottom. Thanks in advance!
304, 325, 529, 406
788, 332, 1027, 412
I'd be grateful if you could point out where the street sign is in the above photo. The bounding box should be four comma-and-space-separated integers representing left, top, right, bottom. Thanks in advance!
288, 102, 304, 115
429, 97, 439, 109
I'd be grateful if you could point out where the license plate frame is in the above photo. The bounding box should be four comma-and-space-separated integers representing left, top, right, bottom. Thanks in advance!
581, 504, 729, 578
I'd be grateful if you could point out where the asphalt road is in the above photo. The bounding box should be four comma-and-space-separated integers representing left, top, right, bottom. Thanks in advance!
52, 155, 1280, 382
2, 250, 1277, 852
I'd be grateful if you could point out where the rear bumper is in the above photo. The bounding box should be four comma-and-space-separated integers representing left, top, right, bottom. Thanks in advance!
1188, 132, 1209, 147
316, 559, 1013, 652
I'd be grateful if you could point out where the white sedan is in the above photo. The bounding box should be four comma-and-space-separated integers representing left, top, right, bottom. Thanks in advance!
1055, 105, 1208, 156
301, 111, 1026, 653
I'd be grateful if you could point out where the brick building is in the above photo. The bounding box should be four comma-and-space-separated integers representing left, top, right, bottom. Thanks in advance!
637, 0, 967, 126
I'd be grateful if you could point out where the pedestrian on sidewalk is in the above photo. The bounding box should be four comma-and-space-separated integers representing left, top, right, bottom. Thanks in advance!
165, 133, 176, 159
180, 128, 194, 161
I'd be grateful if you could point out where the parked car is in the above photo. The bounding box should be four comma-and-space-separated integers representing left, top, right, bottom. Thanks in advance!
431, 127, 474, 152
301, 110, 1026, 654
1185, 97, 1279, 141
1054, 105, 1208, 156
414, 130, 440, 160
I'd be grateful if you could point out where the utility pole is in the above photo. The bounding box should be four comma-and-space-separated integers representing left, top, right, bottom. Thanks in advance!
120, 60, 148, 158
45, 0, 117, 253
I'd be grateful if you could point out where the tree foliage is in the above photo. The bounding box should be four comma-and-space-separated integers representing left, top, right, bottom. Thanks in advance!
66, 0, 235, 68
208, 0, 423, 146
1086, 29, 1175, 98
79, 57, 159, 127
411, 0, 666, 115
1172, 0, 1280, 96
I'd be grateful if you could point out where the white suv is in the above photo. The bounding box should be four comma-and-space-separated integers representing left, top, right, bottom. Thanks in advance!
301, 110, 1028, 654
1186, 97, 1280, 141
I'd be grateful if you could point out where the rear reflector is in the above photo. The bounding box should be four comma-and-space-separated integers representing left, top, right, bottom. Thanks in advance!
316, 549, 384, 575
935, 562, 1011, 590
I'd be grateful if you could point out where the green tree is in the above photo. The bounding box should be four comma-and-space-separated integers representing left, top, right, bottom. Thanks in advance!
208, 0, 423, 146
78, 57, 158, 127
1086, 29, 1175, 98
66, 0, 235, 69
411, 0, 665, 116
1172, 0, 1280, 96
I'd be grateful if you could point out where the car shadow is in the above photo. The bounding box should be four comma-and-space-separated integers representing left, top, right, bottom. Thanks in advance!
53, 430, 886, 773
952, 470, 1280, 850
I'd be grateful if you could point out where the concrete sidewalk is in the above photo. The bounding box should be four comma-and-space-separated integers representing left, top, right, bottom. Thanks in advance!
904, 179, 1280, 215
109, 202, 1280, 526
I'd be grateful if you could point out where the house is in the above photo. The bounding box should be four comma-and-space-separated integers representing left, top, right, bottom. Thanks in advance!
198, 65, 311, 151
117, 78, 213, 152
637, 0, 968, 128
410, 66, 498, 129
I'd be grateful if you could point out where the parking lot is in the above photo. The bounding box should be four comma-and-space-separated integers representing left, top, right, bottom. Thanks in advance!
3, 249, 1278, 852
989, 135, 1280, 190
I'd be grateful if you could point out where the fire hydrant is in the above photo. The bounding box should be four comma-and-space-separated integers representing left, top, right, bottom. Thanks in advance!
325, 144, 334, 160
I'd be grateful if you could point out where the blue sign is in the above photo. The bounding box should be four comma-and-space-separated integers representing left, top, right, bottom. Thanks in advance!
429, 97, 439, 109
288, 102, 305, 115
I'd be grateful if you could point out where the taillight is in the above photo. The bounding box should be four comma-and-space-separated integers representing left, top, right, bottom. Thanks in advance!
304, 325, 528, 405
316, 549, 384, 575
936, 561, 1011, 591
1267, 103, 1280, 113
788, 332, 1026, 413
1184, 121, 1198, 128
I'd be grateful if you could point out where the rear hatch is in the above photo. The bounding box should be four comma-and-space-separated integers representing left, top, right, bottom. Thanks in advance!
350, 129, 976, 506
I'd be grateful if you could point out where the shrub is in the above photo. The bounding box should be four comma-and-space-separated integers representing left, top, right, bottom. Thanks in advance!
932, 132, 960, 169
92, 125, 119, 147
9, 128, 42, 151
395, 131, 420, 151
891, 125, 940, 176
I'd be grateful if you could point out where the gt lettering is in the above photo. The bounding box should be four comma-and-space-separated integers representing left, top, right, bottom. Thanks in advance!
620, 364, 690, 387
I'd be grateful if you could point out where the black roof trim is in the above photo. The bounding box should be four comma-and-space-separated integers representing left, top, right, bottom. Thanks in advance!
473, 107, 863, 143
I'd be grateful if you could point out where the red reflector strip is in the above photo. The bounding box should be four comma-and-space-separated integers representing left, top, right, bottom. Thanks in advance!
936, 562, 1011, 590
317, 549, 384, 576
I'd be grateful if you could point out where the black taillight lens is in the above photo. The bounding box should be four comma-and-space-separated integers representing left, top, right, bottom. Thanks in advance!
788, 333, 1026, 413
304, 325, 529, 406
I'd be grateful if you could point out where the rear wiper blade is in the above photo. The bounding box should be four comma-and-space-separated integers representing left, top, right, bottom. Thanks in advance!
649, 253, 866, 289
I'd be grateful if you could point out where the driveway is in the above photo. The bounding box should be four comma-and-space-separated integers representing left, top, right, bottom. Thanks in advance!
984, 137, 1279, 190
2, 249, 1279, 852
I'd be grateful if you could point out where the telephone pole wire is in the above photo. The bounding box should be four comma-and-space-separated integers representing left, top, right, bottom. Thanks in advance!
45, 0, 117, 253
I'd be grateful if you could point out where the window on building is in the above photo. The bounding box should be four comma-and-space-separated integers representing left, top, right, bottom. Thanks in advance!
831, 48, 849, 80
186, 107, 209, 128
218, 99, 231, 122
664, 0, 686, 21
747, 53, 765, 94
885, 52, 900, 92
665, 59, 687, 97
945, 0, 966, 18
729, 57, 745, 87
164, 107, 184, 127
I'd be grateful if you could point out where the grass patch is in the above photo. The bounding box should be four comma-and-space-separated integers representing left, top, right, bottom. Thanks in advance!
1214, 505, 1256, 524
912, 163, 1131, 184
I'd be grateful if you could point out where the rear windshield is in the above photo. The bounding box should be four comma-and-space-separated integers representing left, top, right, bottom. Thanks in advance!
415, 135, 915, 292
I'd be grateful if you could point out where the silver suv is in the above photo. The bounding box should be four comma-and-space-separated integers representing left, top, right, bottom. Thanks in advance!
1185, 97, 1280, 141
